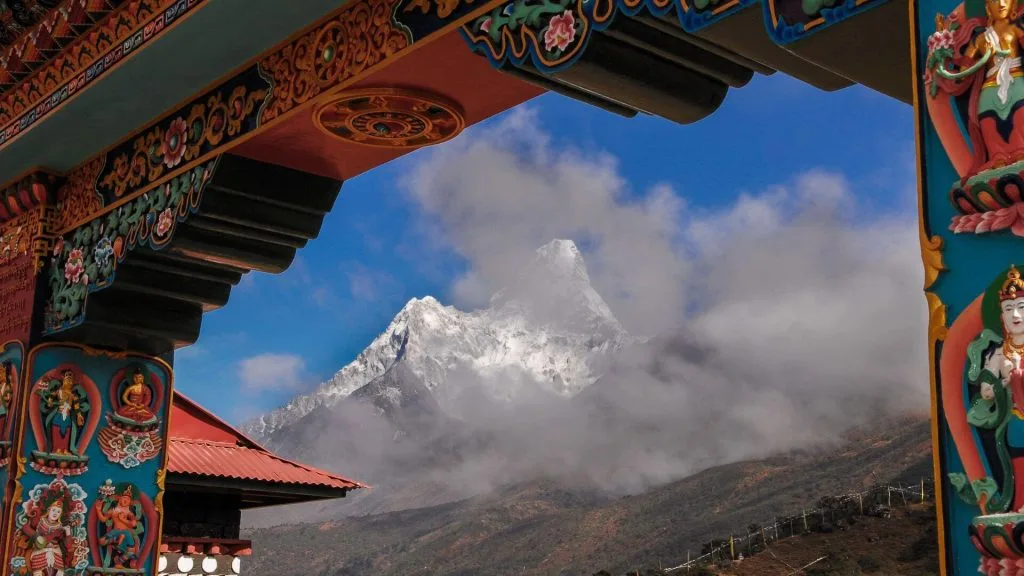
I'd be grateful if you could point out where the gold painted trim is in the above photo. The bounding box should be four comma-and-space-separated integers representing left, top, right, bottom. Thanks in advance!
0, 340, 27, 576
910, 0, 949, 571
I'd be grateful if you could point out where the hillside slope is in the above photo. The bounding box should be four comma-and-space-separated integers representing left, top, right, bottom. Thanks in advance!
245, 416, 932, 576
710, 503, 938, 576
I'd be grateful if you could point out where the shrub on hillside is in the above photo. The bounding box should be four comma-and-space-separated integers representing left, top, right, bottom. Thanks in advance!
857, 554, 882, 573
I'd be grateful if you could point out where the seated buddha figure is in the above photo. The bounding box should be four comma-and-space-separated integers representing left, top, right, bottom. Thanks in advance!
117, 370, 155, 424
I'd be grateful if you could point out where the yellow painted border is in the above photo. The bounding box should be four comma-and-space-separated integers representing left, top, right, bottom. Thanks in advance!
909, 0, 950, 572
0, 339, 24, 576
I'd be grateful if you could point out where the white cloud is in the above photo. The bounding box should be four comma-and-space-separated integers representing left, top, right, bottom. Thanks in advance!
237, 353, 307, 394
402, 106, 689, 334
377, 106, 929, 494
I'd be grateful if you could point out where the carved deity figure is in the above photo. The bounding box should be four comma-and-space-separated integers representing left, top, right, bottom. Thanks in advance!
116, 370, 155, 424
93, 485, 142, 569
39, 370, 89, 456
950, 266, 1024, 513
0, 360, 15, 436
927, 0, 1024, 178
20, 500, 71, 576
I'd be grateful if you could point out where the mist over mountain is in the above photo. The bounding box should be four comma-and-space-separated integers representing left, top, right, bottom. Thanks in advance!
243, 109, 928, 526
242, 239, 634, 442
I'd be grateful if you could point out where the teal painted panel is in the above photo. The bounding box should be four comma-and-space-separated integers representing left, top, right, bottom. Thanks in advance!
0, 341, 24, 550
2, 345, 173, 576
916, 0, 1024, 572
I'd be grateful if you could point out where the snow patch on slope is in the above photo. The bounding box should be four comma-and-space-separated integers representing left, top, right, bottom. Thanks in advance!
242, 239, 637, 440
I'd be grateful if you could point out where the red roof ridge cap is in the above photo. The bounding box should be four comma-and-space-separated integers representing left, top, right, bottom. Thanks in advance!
172, 390, 266, 449
169, 437, 243, 448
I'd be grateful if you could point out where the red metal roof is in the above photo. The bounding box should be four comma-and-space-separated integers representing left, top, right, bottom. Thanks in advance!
167, 392, 365, 492
167, 438, 362, 490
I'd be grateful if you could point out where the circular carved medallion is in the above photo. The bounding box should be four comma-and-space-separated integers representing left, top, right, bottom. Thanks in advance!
313, 88, 466, 149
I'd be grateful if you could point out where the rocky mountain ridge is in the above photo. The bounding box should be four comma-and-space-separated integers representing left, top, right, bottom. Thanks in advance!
242, 239, 637, 440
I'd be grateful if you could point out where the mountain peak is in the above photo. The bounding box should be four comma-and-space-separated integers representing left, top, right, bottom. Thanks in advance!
242, 239, 635, 441
491, 239, 621, 335
531, 239, 590, 283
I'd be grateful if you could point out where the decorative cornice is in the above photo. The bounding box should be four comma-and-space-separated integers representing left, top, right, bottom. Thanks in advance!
0, 0, 64, 49
46, 0, 502, 232
0, 202, 56, 273
0, 0, 207, 149
460, 0, 753, 74
0, 169, 61, 223
763, 0, 889, 44
43, 158, 219, 335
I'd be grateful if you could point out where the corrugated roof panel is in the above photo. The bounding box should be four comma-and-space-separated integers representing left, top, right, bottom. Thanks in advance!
167, 438, 364, 491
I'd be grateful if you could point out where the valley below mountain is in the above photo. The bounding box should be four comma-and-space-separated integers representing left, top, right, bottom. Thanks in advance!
244, 415, 932, 576
239, 237, 931, 574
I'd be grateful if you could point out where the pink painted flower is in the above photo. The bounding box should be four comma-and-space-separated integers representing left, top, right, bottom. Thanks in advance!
543, 10, 576, 52
927, 29, 954, 53
155, 208, 174, 238
160, 118, 189, 169
64, 248, 84, 284
52, 237, 63, 257
480, 17, 492, 33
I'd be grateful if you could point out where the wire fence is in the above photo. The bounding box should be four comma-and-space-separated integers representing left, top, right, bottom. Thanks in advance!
663, 478, 936, 574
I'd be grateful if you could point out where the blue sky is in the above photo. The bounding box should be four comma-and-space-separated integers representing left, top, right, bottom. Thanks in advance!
173, 72, 914, 423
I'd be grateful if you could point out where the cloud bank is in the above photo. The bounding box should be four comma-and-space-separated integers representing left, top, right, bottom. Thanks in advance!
390, 107, 928, 495
245, 106, 928, 525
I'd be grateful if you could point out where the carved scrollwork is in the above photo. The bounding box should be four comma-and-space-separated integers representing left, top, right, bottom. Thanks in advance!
257, 0, 413, 124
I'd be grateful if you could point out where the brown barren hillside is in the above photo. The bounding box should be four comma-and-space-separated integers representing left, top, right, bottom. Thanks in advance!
708, 503, 939, 576
246, 416, 933, 576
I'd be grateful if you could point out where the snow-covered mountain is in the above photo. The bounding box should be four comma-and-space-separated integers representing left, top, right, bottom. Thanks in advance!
242, 239, 636, 440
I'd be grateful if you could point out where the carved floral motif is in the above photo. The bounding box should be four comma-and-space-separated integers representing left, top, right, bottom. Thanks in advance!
462, 0, 588, 71
96, 86, 262, 201
257, 0, 413, 124
462, 0, 685, 71
55, 158, 105, 233
44, 160, 219, 334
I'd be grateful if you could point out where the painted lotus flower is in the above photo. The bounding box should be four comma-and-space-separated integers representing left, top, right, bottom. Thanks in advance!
544, 10, 576, 53
93, 237, 113, 267
927, 29, 954, 53
64, 248, 84, 284
160, 117, 189, 169
155, 208, 174, 238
